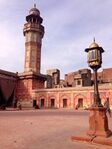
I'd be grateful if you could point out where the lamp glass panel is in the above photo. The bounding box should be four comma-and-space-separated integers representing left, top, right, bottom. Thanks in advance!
89, 49, 97, 61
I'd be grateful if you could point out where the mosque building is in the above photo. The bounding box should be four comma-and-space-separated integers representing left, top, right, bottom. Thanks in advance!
0, 5, 112, 109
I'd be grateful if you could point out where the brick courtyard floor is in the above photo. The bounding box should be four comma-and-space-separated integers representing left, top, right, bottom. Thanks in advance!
0, 109, 112, 149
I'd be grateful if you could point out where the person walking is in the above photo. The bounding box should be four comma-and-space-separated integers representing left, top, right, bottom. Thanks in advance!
104, 97, 111, 117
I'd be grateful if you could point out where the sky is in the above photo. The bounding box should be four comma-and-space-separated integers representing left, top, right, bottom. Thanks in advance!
0, 0, 112, 78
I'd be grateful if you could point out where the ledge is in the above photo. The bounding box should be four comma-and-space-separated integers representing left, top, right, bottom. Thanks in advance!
71, 134, 112, 146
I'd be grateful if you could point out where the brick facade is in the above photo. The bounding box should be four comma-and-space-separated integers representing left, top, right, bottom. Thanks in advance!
32, 86, 112, 109
15, 72, 46, 102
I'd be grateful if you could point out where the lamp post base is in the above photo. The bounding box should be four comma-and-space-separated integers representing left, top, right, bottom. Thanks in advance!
71, 107, 112, 146
87, 107, 112, 137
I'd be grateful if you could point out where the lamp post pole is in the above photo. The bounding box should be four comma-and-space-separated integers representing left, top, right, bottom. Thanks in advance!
93, 68, 101, 107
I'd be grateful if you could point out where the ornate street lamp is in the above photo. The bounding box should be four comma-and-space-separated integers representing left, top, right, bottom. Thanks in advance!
71, 39, 112, 143
85, 38, 104, 107
85, 39, 112, 137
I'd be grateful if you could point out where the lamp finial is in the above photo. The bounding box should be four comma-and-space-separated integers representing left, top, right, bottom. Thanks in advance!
93, 37, 95, 43
34, 3, 36, 8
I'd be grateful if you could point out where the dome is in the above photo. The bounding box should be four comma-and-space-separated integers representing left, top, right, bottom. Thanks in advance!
29, 4, 40, 16
89, 38, 99, 48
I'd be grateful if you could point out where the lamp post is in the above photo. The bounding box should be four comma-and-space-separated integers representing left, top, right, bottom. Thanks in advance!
85, 39, 112, 137
85, 38, 104, 107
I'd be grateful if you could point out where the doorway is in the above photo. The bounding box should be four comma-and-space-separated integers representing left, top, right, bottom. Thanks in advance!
33, 100, 37, 107
78, 98, 83, 108
63, 99, 67, 108
40, 99, 45, 107
51, 99, 55, 108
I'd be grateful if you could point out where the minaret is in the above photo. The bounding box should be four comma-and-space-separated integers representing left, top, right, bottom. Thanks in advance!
23, 4, 44, 73
15, 5, 46, 105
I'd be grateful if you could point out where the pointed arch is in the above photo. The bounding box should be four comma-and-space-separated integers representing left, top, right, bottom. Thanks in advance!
48, 94, 57, 108
38, 94, 46, 108
60, 93, 71, 108
74, 93, 88, 109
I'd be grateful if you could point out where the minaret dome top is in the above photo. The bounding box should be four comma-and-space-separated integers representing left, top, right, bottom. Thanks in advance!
29, 4, 40, 16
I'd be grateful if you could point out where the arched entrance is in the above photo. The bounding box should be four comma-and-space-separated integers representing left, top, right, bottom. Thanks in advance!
74, 93, 87, 109
60, 94, 71, 108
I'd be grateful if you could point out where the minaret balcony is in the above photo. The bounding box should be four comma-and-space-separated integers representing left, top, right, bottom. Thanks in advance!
23, 23, 44, 36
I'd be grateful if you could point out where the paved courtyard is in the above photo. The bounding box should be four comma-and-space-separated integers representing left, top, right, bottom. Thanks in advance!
0, 109, 112, 149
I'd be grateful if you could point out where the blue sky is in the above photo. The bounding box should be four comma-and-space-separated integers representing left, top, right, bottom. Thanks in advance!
0, 0, 112, 78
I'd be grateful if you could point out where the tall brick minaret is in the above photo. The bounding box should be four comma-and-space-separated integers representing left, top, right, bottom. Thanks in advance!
23, 4, 44, 73
15, 5, 46, 103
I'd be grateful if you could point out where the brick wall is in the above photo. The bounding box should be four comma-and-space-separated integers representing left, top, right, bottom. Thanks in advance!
15, 73, 46, 102
33, 86, 112, 109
